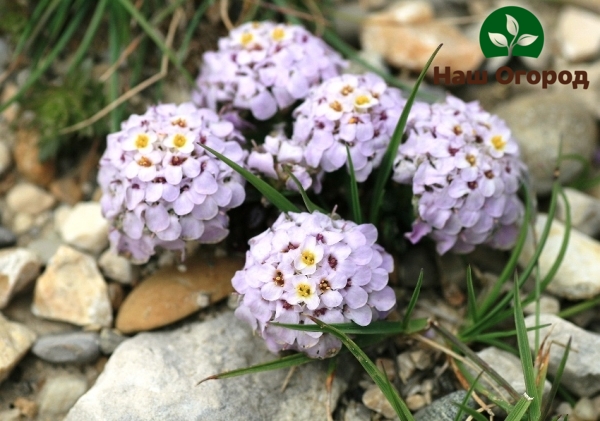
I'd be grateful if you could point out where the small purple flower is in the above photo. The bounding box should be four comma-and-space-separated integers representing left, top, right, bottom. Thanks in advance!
232, 211, 396, 359
193, 21, 346, 121
98, 103, 247, 263
393, 96, 526, 254
292, 73, 406, 182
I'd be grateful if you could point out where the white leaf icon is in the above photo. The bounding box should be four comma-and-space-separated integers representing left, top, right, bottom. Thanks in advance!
516, 34, 538, 46
506, 14, 519, 36
488, 32, 508, 48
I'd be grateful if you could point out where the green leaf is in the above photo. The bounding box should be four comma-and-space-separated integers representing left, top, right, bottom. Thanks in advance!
196, 352, 313, 385
466, 266, 479, 324
505, 394, 534, 421
306, 317, 415, 420
513, 277, 541, 418
455, 406, 488, 421
66, 0, 109, 75
369, 44, 443, 224
345, 145, 363, 224
402, 269, 423, 329
282, 166, 326, 214
470, 324, 551, 342
198, 144, 300, 213
454, 371, 484, 421
541, 338, 571, 420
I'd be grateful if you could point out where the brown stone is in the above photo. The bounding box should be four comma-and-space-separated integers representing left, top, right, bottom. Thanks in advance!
361, 20, 483, 77
116, 256, 243, 334
13, 397, 38, 418
14, 128, 56, 187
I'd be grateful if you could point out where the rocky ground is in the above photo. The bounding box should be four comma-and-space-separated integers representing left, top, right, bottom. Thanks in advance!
1, 0, 600, 420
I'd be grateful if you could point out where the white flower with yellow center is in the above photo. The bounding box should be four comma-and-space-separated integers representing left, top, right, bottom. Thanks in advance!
285, 275, 319, 310
486, 130, 518, 158
122, 128, 157, 154
293, 236, 324, 275
163, 131, 195, 154
353, 91, 378, 111
271, 25, 291, 42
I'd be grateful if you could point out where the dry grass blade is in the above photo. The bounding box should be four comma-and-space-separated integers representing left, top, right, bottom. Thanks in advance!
99, 34, 144, 82
220, 0, 235, 30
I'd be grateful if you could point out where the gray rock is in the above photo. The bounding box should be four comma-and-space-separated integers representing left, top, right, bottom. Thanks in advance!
494, 92, 597, 195
0, 227, 16, 249
66, 311, 350, 421
99, 328, 127, 355
32, 331, 100, 364
414, 391, 474, 421
38, 373, 88, 416
343, 401, 371, 421
518, 214, 600, 300
525, 314, 600, 397
556, 188, 600, 237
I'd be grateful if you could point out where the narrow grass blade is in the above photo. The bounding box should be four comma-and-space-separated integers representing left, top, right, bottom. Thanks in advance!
0, 1, 91, 113
12, 0, 56, 58
466, 266, 479, 324
273, 318, 429, 336
558, 295, 600, 318
541, 337, 572, 420
471, 324, 550, 342
506, 394, 534, 421
199, 144, 299, 213
196, 352, 312, 385
456, 406, 488, 421
345, 145, 363, 224
402, 269, 423, 329
283, 166, 326, 213
178, 0, 214, 62
306, 317, 415, 420
513, 278, 541, 418
66, 0, 108, 74
369, 44, 443, 224
116, 0, 194, 85
453, 371, 483, 421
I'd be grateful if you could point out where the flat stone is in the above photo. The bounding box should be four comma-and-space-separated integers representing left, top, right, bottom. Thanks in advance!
98, 249, 138, 285
494, 92, 597, 195
116, 256, 243, 334
58, 202, 109, 254
525, 314, 600, 397
471, 347, 551, 402
6, 183, 55, 216
13, 128, 56, 187
414, 391, 473, 421
556, 188, 600, 237
32, 331, 100, 364
0, 227, 16, 250
32, 245, 113, 327
0, 248, 41, 308
38, 373, 88, 416
557, 6, 600, 62
361, 19, 483, 77
0, 314, 36, 383
518, 214, 600, 300
66, 311, 350, 421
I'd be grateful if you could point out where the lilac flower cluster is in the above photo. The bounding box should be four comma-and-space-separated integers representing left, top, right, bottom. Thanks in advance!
233, 211, 396, 358
292, 73, 406, 182
246, 125, 324, 193
393, 96, 525, 254
98, 103, 246, 263
193, 21, 346, 121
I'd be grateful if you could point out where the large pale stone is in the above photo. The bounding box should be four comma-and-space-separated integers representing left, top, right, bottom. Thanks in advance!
556, 188, 600, 237
0, 248, 41, 308
0, 314, 36, 384
116, 256, 243, 333
32, 246, 113, 327
361, 18, 483, 77
557, 6, 600, 62
6, 183, 55, 215
519, 214, 600, 300
526, 314, 600, 397
59, 202, 109, 254
66, 311, 350, 421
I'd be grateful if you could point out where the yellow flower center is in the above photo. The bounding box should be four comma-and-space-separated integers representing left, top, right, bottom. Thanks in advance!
301, 250, 315, 266
319, 279, 331, 292
466, 154, 476, 166
341, 85, 354, 96
453, 125, 463, 135
272, 27, 285, 41
137, 156, 152, 167
240, 32, 254, 46
135, 134, 149, 149
355, 95, 371, 106
171, 117, 187, 128
296, 283, 312, 298
348, 117, 358, 124
491, 135, 506, 151
329, 101, 342, 112
173, 134, 187, 148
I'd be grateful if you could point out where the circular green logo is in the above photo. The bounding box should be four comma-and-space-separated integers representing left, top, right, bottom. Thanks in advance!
479, 6, 544, 58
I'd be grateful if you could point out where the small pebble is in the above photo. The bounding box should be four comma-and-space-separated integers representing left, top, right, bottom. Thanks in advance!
0, 227, 16, 249
362, 385, 396, 419
0, 408, 20, 421
574, 397, 597, 421
98, 249, 138, 285
6, 183, 55, 215
107, 282, 124, 310
58, 202, 109, 254
406, 394, 427, 411
99, 328, 127, 355
0, 141, 11, 176
38, 373, 88, 416
32, 331, 100, 364
12, 397, 37, 418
